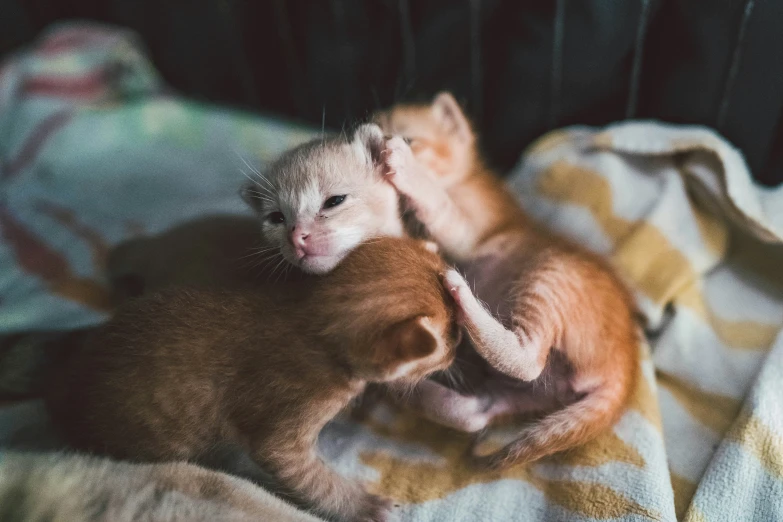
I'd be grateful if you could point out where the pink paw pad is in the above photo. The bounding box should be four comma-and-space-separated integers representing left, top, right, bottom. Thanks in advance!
382, 137, 413, 179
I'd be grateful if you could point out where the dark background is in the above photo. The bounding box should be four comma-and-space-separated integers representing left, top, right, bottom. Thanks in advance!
2, 0, 782, 185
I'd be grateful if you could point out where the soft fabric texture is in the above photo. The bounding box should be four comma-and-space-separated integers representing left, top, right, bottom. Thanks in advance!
6, 1, 783, 186
2, 23, 782, 522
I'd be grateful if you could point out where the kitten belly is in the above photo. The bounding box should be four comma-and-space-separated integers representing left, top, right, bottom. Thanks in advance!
457, 250, 581, 421
458, 253, 516, 324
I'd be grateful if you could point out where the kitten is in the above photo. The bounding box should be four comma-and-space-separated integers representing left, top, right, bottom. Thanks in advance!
107, 123, 410, 300
374, 93, 640, 469
0, 451, 320, 522
239, 123, 404, 275
105, 214, 294, 303
46, 237, 460, 522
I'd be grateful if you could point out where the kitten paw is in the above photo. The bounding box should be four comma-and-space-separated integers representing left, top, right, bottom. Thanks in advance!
442, 269, 471, 322
354, 493, 393, 522
381, 136, 415, 194
460, 410, 491, 433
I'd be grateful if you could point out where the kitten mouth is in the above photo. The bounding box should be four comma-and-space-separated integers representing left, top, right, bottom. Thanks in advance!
293, 245, 327, 260
296, 253, 341, 274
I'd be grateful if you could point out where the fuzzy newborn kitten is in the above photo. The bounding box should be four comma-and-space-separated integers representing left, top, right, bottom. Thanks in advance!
47, 237, 461, 522
376, 93, 640, 469
240, 123, 404, 275
107, 123, 406, 298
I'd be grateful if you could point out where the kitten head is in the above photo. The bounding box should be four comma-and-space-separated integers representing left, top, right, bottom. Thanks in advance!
373, 92, 477, 185
240, 124, 404, 274
316, 237, 461, 383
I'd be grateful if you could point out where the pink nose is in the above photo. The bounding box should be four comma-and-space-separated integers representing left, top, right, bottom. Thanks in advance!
290, 227, 310, 248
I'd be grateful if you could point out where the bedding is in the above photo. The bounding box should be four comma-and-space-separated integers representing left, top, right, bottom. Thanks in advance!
1, 23, 782, 522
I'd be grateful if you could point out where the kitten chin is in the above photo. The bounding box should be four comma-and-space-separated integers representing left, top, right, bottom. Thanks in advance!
294, 253, 343, 274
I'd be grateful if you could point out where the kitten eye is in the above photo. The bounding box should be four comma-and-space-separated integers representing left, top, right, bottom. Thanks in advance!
267, 211, 285, 225
323, 195, 347, 209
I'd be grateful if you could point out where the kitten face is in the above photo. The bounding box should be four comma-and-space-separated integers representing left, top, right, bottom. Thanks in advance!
374, 92, 475, 185
241, 124, 404, 274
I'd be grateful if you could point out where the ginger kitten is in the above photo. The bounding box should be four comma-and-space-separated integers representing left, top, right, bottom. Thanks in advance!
105, 214, 295, 303
374, 93, 639, 469
47, 237, 461, 522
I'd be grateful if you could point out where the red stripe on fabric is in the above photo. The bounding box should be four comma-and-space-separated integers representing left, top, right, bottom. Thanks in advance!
2, 111, 72, 180
0, 206, 70, 281
21, 69, 106, 100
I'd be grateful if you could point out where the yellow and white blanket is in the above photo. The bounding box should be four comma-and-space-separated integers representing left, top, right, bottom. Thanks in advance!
505, 122, 783, 521
2, 24, 782, 522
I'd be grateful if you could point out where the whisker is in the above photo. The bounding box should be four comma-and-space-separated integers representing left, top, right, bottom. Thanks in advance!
233, 148, 263, 177
321, 105, 326, 145
255, 171, 276, 193
233, 149, 276, 192
243, 188, 274, 200
239, 168, 266, 190
237, 247, 279, 261
243, 193, 274, 204
267, 256, 289, 283
241, 252, 284, 270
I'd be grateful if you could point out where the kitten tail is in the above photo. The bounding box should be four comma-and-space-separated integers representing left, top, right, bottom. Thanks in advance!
470, 373, 633, 469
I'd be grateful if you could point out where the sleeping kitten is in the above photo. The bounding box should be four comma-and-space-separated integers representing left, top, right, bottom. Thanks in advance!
374, 93, 640, 469
0, 451, 320, 522
47, 237, 460, 522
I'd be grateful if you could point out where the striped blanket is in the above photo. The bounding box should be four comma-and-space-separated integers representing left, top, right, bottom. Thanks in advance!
2, 23, 782, 522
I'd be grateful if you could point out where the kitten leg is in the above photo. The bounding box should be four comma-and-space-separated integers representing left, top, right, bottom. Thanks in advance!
387, 379, 492, 433
254, 437, 391, 522
443, 270, 551, 382
198, 442, 286, 496
383, 137, 480, 258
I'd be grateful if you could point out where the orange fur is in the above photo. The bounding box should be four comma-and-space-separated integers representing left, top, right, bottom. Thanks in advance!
375, 93, 639, 469
47, 237, 460, 522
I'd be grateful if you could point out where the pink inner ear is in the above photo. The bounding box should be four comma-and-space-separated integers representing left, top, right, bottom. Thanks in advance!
432, 93, 470, 141
354, 123, 385, 166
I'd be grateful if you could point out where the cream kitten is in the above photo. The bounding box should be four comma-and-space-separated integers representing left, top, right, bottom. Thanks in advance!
240, 124, 404, 274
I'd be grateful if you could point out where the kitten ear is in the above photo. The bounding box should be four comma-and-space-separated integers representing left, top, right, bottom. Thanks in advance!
432, 92, 473, 144
352, 123, 386, 167
239, 182, 263, 213
371, 316, 438, 379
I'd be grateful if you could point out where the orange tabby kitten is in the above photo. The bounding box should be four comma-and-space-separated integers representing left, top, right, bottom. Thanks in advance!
47, 237, 461, 522
374, 93, 639, 469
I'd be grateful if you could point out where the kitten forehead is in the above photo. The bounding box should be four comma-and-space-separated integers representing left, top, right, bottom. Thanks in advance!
266, 136, 376, 209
